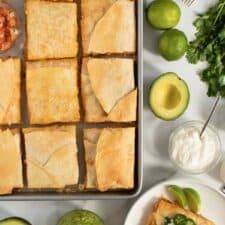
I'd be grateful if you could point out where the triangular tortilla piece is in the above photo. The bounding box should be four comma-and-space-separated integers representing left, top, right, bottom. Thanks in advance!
24, 127, 76, 166
84, 128, 101, 144
95, 128, 135, 192
108, 89, 137, 122
82, 60, 107, 122
13, 130, 22, 188
0, 59, 21, 124
81, 0, 116, 54
0, 129, 23, 195
24, 126, 78, 188
45, 145, 79, 186
88, 0, 135, 54
0, 187, 13, 195
83, 129, 101, 188
87, 58, 134, 114
0, 60, 16, 122
84, 140, 97, 189
147, 198, 215, 225
27, 159, 60, 188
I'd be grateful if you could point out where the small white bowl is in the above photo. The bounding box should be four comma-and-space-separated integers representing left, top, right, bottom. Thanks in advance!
168, 120, 222, 174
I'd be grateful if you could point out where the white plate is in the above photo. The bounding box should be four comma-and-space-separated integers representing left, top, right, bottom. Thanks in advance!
125, 178, 225, 225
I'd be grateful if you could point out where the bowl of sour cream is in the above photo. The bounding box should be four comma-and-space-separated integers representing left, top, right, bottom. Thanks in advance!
168, 121, 222, 174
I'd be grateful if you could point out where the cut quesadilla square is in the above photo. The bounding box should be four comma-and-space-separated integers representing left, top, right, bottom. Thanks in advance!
26, 59, 80, 124
26, 0, 78, 60
84, 127, 135, 191
0, 129, 23, 195
82, 58, 137, 122
23, 126, 79, 188
147, 198, 215, 225
81, 0, 136, 55
0, 58, 21, 125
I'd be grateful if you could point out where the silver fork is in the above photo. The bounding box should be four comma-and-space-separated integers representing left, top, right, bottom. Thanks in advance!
182, 0, 195, 7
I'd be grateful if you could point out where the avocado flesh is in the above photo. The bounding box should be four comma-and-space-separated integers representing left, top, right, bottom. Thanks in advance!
149, 73, 189, 120
0, 218, 31, 225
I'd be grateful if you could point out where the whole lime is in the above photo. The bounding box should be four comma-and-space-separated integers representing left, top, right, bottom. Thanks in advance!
147, 0, 181, 29
158, 29, 188, 61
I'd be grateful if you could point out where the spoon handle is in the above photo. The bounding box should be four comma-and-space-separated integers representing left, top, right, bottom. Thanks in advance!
200, 96, 220, 137
221, 186, 225, 195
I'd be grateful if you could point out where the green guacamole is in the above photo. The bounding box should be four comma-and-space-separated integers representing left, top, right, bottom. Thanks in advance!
57, 210, 104, 225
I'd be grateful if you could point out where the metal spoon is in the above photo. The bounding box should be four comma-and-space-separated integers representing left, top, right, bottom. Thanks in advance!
202, 97, 224, 194
200, 96, 221, 138
221, 186, 225, 195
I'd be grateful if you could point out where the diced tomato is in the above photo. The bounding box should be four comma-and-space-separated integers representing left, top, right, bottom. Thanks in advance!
0, 7, 9, 17
8, 16, 16, 27
0, 16, 5, 29
0, 41, 12, 51
0, 5, 18, 52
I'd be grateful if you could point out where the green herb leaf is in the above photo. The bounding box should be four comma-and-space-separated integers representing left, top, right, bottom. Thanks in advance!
186, 0, 225, 97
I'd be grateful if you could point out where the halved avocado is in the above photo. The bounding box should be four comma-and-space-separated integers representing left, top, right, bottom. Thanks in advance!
149, 73, 190, 120
57, 209, 104, 225
0, 217, 31, 225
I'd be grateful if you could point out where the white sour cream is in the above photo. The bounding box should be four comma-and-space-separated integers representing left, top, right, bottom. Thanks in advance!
170, 125, 219, 172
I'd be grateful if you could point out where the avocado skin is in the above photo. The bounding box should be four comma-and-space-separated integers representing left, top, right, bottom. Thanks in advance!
0, 217, 32, 225
57, 210, 104, 225
148, 72, 190, 121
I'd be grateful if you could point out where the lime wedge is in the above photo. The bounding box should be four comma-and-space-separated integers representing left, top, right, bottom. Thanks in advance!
183, 188, 201, 213
167, 185, 188, 208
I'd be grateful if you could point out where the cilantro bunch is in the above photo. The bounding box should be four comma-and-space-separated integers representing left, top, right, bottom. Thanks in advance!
186, 0, 225, 97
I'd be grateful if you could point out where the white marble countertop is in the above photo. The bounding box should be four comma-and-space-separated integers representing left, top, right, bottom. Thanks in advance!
0, 1, 225, 225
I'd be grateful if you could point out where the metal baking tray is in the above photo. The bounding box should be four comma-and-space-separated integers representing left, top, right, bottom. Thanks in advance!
0, 0, 143, 200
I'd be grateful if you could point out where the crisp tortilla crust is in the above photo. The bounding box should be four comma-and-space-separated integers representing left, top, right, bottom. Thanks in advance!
147, 198, 215, 225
